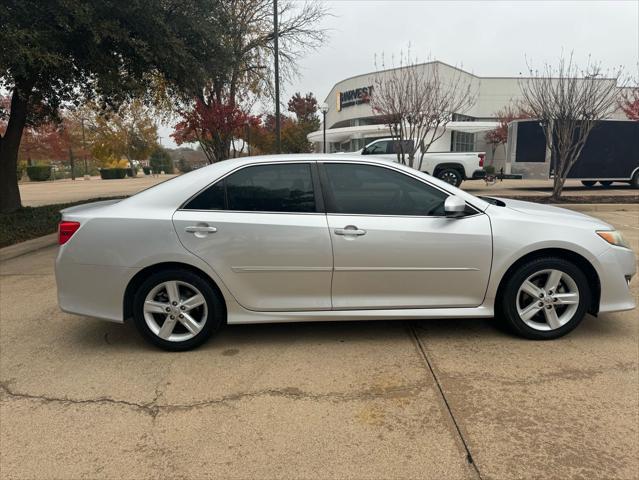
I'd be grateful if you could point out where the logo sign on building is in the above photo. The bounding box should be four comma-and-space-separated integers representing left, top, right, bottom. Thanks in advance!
336, 86, 373, 111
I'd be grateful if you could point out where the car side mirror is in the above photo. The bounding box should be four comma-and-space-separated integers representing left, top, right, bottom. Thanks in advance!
444, 195, 466, 218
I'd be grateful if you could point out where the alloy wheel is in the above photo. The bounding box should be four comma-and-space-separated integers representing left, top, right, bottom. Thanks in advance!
516, 269, 580, 331
143, 280, 208, 342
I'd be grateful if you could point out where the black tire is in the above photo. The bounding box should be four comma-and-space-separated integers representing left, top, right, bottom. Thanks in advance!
436, 168, 463, 187
132, 269, 225, 351
631, 170, 639, 189
581, 180, 596, 187
500, 257, 590, 340
599, 181, 613, 187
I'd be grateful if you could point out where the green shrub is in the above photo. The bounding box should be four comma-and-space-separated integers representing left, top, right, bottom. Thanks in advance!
99, 168, 127, 180
149, 147, 174, 174
483, 165, 496, 174
142, 166, 151, 175
26, 165, 52, 181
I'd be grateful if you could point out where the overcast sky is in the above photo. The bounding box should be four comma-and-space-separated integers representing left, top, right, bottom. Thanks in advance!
160, 0, 639, 147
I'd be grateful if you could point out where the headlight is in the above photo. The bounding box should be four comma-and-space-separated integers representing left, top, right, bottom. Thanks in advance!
596, 230, 631, 249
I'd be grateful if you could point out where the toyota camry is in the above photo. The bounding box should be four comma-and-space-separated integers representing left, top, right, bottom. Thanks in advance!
55, 155, 636, 350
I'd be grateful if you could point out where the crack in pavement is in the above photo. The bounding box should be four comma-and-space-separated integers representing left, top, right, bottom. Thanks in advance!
406, 323, 484, 480
0, 380, 427, 418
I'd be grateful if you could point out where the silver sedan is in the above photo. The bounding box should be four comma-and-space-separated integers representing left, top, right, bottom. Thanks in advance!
55, 155, 637, 350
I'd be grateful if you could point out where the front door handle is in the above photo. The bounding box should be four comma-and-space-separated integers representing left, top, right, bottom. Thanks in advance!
334, 225, 366, 236
185, 225, 217, 234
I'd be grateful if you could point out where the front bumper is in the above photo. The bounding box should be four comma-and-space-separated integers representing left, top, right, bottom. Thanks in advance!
597, 245, 637, 313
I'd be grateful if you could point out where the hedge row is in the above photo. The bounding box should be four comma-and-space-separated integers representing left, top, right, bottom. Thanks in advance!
99, 168, 127, 180
26, 165, 52, 181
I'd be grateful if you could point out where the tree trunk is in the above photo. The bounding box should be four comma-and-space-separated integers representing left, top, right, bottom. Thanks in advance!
0, 84, 32, 213
551, 170, 566, 200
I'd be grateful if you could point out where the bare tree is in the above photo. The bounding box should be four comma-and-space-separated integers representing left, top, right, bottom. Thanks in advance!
519, 54, 622, 199
371, 52, 477, 170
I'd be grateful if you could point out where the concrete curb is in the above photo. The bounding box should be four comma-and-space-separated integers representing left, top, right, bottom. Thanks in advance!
559, 203, 638, 212
0, 233, 58, 263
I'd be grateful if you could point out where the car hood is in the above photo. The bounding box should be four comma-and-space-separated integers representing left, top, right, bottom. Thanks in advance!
490, 197, 614, 229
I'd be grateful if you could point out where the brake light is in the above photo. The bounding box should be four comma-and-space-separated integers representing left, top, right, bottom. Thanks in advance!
58, 221, 81, 245
478, 153, 485, 167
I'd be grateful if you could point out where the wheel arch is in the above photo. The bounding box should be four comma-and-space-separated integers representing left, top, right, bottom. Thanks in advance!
123, 262, 227, 322
495, 248, 601, 315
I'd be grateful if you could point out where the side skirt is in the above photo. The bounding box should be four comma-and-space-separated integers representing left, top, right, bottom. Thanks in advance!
226, 306, 495, 324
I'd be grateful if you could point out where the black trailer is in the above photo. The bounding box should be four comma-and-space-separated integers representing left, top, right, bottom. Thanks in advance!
506, 119, 639, 187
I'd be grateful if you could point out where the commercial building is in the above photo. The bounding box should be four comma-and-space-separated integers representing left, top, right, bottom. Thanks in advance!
308, 61, 627, 168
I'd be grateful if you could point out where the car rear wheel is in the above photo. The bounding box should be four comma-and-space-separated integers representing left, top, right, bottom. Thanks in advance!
436, 168, 463, 187
581, 180, 596, 187
500, 257, 590, 340
631, 170, 639, 189
132, 269, 224, 351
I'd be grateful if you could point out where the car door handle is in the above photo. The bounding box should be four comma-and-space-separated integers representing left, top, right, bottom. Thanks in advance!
185, 225, 217, 233
334, 225, 366, 236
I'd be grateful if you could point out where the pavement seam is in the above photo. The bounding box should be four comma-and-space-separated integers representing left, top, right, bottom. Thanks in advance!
407, 323, 484, 480
0, 380, 427, 417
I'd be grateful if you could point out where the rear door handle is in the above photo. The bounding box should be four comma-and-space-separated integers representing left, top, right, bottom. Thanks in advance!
334, 225, 366, 236
185, 225, 217, 233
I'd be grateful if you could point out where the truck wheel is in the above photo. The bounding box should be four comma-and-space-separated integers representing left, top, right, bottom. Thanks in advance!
599, 181, 613, 187
581, 181, 596, 187
631, 171, 639, 189
436, 168, 463, 187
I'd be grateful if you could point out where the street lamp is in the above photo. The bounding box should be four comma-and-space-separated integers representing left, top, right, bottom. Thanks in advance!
321, 102, 329, 153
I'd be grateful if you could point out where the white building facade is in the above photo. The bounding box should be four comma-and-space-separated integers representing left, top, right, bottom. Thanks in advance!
308, 61, 626, 168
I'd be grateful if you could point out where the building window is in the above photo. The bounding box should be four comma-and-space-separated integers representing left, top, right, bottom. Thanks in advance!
451, 131, 475, 152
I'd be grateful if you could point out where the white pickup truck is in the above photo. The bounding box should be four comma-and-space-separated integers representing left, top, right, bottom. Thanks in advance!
351, 138, 485, 187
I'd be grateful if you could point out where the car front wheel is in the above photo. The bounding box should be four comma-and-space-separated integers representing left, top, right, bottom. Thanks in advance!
132, 269, 224, 350
500, 258, 590, 340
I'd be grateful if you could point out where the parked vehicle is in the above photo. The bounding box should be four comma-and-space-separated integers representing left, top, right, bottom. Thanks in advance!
350, 138, 485, 187
56, 154, 636, 350
506, 119, 639, 187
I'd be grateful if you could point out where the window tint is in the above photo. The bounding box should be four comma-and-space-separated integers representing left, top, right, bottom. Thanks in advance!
183, 181, 225, 210
184, 163, 316, 212
324, 163, 448, 216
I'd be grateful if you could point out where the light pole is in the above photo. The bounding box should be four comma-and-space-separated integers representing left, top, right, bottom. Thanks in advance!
321, 102, 329, 153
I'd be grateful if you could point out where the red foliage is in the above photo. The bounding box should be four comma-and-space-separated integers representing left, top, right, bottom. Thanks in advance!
619, 89, 639, 121
485, 105, 533, 147
287, 92, 318, 124
172, 98, 260, 146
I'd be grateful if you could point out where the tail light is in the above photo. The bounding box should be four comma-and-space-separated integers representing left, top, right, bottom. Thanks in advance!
478, 153, 485, 167
58, 221, 81, 245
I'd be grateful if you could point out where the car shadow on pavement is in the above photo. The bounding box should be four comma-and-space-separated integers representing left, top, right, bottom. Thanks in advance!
66, 311, 629, 353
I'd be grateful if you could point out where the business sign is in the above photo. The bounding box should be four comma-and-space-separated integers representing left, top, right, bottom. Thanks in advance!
336, 85, 373, 111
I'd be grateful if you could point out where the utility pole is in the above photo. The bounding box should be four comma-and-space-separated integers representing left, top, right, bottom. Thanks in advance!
80, 117, 88, 178
273, 0, 281, 153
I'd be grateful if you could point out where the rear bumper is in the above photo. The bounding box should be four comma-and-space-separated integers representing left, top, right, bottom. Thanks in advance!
55, 256, 138, 323
597, 246, 637, 313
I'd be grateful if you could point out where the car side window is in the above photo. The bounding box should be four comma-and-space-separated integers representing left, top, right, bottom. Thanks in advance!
323, 163, 448, 216
184, 163, 316, 213
363, 141, 388, 155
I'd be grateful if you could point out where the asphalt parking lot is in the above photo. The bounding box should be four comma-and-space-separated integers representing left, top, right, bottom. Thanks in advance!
1, 208, 637, 479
